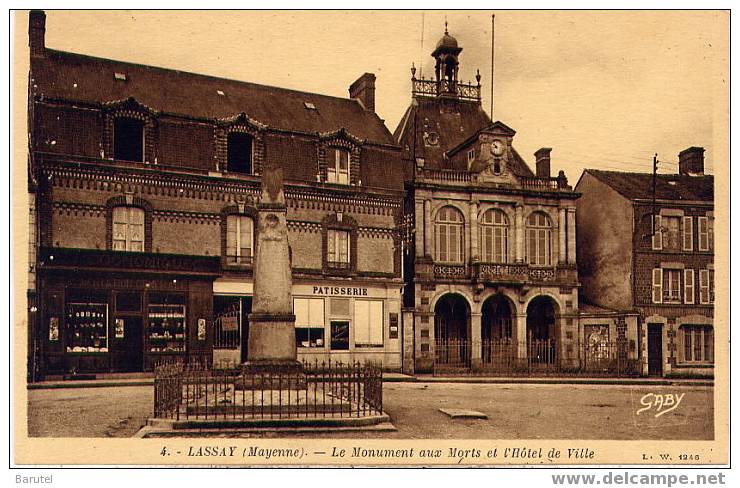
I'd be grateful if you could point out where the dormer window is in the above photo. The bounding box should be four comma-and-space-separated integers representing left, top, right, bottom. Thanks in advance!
327, 148, 350, 185
227, 132, 253, 174
467, 149, 476, 167
113, 117, 144, 162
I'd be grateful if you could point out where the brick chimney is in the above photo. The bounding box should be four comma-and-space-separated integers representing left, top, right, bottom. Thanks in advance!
29, 10, 46, 58
678, 146, 705, 175
535, 148, 552, 178
349, 73, 376, 112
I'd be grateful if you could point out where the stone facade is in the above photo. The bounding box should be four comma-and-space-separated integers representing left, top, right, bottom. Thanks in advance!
395, 31, 586, 374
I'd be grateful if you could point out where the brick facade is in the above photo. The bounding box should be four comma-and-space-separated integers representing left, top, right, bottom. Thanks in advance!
27, 11, 405, 377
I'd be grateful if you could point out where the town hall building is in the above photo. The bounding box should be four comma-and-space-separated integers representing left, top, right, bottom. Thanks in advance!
394, 29, 613, 374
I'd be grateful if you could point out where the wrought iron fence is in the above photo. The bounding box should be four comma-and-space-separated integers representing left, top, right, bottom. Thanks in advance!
434, 339, 639, 376
153, 359, 383, 420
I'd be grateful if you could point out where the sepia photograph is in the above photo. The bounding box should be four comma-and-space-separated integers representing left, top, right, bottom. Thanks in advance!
11, 8, 728, 468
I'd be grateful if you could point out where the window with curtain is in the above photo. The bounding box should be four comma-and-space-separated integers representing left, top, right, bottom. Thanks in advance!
226, 215, 253, 264
681, 325, 713, 363
434, 206, 465, 263
327, 229, 350, 269
662, 216, 681, 251
526, 211, 552, 266
662, 268, 682, 303
480, 208, 509, 263
294, 298, 325, 348
327, 148, 350, 184
112, 206, 144, 252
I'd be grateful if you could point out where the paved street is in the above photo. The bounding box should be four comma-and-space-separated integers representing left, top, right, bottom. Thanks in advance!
27, 382, 713, 439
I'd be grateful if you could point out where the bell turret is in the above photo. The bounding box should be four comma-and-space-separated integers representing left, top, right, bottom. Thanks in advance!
431, 23, 463, 94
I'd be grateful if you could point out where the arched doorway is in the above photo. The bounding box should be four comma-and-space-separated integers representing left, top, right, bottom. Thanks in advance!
434, 294, 470, 369
526, 296, 558, 364
481, 294, 514, 365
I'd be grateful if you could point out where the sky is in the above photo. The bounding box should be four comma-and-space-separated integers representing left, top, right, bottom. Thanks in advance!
33, 10, 728, 180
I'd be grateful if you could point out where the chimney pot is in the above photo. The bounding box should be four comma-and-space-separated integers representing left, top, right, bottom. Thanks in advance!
678, 146, 705, 175
535, 147, 552, 178
29, 10, 46, 58
349, 73, 376, 112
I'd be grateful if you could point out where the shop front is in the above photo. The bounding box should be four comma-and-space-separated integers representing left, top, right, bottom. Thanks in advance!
211, 278, 403, 370
292, 281, 403, 369
36, 248, 220, 376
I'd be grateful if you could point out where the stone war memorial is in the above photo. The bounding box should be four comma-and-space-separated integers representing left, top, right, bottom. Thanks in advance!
246, 160, 299, 370
145, 163, 389, 436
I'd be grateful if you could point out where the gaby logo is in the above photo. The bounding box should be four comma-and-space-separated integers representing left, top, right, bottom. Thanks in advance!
636, 392, 686, 418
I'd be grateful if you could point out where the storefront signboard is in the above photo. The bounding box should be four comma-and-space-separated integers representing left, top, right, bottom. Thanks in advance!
221, 315, 239, 332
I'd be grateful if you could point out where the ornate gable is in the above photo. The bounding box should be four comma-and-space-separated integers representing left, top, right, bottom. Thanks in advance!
465, 123, 519, 185
215, 112, 267, 174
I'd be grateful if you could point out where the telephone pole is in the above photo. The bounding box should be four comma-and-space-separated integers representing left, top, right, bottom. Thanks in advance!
652, 153, 658, 235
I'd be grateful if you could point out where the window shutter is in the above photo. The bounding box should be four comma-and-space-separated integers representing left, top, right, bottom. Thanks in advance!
682, 216, 693, 251
652, 215, 662, 250
683, 269, 695, 304
699, 269, 709, 304
652, 268, 663, 304
698, 217, 708, 251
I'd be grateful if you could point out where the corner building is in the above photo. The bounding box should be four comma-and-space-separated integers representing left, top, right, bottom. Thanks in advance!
27, 11, 405, 377
395, 30, 581, 374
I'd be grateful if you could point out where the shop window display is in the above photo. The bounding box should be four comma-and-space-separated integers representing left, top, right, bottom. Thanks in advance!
65, 303, 108, 353
147, 294, 186, 353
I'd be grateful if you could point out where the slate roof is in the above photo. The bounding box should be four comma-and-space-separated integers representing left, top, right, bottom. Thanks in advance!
584, 169, 713, 202
393, 97, 535, 177
31, 49, 396, 146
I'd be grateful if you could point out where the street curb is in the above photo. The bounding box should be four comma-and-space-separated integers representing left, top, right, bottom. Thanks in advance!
27, 377, 713, 389
136, 415, 396, 437
394, 377, 714, 387
137, 422, 398, 438
27, 380, 154, 390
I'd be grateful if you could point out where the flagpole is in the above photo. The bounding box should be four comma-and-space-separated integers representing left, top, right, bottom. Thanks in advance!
491, 13, 495, 121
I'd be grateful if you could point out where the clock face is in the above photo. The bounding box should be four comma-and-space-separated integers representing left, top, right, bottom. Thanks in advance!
491, 139, 506, 156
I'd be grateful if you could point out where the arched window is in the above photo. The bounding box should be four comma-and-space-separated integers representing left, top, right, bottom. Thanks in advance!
435, 206, 465, 263
112, 206, 145, 252
526, 211, 552, 266
226, 215, 254, 264
480, 209, 509, 263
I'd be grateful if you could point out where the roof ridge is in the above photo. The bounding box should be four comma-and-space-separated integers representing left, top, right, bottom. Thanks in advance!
586, 168, 714, 178
44, 48, 366, 107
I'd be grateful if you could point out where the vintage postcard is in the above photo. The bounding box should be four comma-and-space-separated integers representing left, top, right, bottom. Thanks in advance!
11, 9, 728, 468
